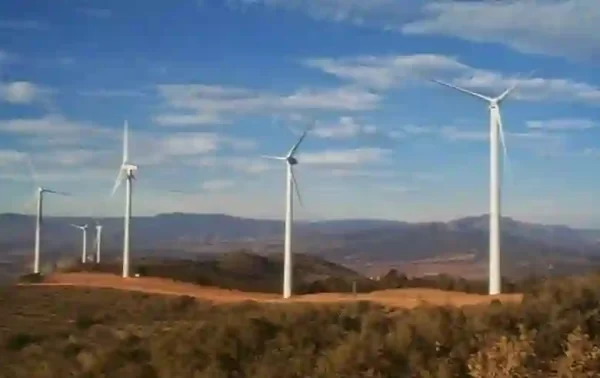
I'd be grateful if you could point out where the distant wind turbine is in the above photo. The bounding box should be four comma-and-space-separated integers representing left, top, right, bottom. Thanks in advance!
110, 120, 138, 278
431, 75, 529, 295
93, 222, 102, 263
24, 157, 69, 274
70, 224, 89, 263
261, 123, 313, 299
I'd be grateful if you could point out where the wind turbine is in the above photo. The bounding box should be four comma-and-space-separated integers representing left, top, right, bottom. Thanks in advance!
24, 157, 69, 274
93, 222, 102, 263
110, 120, 138, 278
431, 77, 523, 295
261, 124, 312, 299
70, 224, 89, 263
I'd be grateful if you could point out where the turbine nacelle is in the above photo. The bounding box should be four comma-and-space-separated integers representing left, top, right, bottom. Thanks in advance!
287, 156, 298, 165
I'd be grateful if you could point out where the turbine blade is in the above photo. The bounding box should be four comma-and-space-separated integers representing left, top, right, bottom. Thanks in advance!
496, 108, 511, 181
110, 169, 125, 197
44, 189, 70, 196
496, 69, 536, 103
431, 79, 493, 102
290, 166, 304, 208
286, 122, 314, 157
70, 224, 79, 229
260, 155, 286, 160
123, 120, 129, 164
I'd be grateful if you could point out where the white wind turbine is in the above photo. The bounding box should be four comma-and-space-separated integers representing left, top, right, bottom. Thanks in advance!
110, 120, 138, 278
70, 223, 89, 263
431, 77, 524, 295
261, 124, 312, 299
24, 157, 69, 274
93, 222, 103, 263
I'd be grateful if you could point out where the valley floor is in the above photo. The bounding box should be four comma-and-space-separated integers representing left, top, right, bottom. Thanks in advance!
25, 272, 523, 308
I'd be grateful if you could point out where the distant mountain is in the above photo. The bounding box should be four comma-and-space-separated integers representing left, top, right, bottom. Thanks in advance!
2, 212, 600, 279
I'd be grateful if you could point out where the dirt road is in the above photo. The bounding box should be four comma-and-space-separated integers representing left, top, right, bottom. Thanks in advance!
24, 272, 523, 309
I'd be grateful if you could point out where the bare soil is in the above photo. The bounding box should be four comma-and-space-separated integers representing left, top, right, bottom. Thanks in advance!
23, 272, 523, 309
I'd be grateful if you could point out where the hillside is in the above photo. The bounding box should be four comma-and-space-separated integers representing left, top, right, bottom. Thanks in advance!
61, 252, 364, 294
2, 273, 600, 376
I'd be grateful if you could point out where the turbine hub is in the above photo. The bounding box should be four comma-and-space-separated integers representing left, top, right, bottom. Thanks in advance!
287, 156, 298, 165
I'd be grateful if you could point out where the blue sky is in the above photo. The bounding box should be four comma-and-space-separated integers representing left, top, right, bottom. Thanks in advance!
1, 0, 600, 226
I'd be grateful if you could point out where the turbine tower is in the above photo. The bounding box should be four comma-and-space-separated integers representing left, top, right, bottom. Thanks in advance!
70, 224, 89, 263
94, 222, 102, 263
431, 78, 519, 295
24, 157, 69, 274
111, 120, 138, 278
261, 124, 312, 299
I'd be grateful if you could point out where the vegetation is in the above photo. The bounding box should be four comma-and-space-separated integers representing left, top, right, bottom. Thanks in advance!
3, 271, 600, 376
59, 252, 539, 296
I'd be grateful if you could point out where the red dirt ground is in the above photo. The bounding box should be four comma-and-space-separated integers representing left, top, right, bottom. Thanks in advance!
23, 272, 523, 309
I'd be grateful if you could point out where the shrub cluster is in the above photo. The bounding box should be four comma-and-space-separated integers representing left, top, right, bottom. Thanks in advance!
2, 272, 600, 376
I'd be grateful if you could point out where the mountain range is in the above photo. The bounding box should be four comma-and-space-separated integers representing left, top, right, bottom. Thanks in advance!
2, 213, 600, 279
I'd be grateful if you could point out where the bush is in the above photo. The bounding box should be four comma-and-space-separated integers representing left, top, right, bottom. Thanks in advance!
18, 273, 44, 283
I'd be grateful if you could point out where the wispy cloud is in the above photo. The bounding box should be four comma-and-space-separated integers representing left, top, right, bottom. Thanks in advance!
191, 156, 275, 174
306, 53, 600, 105
312, 116, 377, 139
153, 113, 227, 126
299, 147, 391, 166
229, 0, 419, 29
0, 19, 48, 31
0, 81, 46, 104
0, 149, 26, 166
0, 114, 107, 136
402, 0, 600, 59
155, 84, 380, 125
78, 89, 147, 98
232, 0, 600, 59
527, 119, 597, 131
304, 54, 467, 90
201, 179, 236, 191
156, 132, 256, 158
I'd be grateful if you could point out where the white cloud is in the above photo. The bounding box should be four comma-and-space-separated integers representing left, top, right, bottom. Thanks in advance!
0, 81, 42, 104
0, 20, 47, 30
328, 168, 397, 179
313, 116, 369, 139
439, 125, 565, 153
232, 0, 600, 59
451, 72, 600, 104
299, 147, 391, 166
201, 179, 235, 191
78, 89, 146, 98
0, 114, 103, 135
153, 113, 226, 126
306, 53, 600, 105
229, 0, 419, 29
440, 126, 487, 142
190, 156, 275, 174
158, 132, 256, 157
402, 0, 600, 59
45, 149, 102, 167
155, 84, 380, 124
0, 149, 26, 166
304, 54, 467, 90
527, 119, 596, 131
